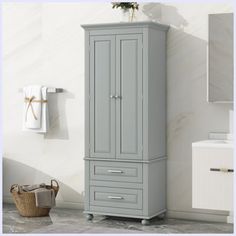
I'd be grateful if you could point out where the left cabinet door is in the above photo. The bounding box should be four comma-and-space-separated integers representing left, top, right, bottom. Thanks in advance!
89, 35, 116, 158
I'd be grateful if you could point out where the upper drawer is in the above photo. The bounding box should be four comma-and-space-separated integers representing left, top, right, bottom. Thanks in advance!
90, 161, 142, 183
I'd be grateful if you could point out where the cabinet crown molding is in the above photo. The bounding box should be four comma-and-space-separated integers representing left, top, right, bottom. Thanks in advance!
81, 21, 169, 31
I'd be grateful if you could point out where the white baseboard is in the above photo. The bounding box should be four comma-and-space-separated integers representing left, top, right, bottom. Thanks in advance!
3, 196, 84, 210
167, 209, 228, 223
4, 196, 228, 223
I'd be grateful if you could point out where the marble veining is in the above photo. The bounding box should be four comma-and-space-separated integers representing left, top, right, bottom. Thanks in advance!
3, 204, 234, 234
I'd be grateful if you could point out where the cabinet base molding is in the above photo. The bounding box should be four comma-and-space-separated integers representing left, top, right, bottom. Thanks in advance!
83, 209, 166, 220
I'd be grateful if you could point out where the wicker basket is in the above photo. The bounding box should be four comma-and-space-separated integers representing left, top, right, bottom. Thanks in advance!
10, 179, 59, 217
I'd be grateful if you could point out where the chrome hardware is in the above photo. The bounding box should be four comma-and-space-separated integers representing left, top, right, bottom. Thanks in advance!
210, 168, 234, 173
107, 169, 123, 174
110, 95, 116, 99
115, 95, 121, 99
108, 196, 124, 200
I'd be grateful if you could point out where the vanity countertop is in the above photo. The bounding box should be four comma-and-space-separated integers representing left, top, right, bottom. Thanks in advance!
192, 140, 233, 148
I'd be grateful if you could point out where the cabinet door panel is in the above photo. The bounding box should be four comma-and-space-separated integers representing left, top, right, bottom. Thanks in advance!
90, 36, 115, 158
116, 34, 143, 160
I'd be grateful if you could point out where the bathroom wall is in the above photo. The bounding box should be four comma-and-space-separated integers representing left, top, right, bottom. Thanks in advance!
2, 2, 233, 221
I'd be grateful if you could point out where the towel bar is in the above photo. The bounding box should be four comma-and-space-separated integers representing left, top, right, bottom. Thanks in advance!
19, 88, 63, 93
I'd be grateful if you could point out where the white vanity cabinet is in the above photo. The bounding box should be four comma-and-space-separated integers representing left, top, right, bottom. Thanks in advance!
192, 141, 233, 214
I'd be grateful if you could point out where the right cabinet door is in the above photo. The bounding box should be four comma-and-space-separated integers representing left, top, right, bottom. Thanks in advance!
115, 34, 143, 160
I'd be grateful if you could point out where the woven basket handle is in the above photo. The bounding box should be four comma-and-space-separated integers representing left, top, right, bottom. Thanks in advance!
51, 179, 59, 189
10, 184, 21, 194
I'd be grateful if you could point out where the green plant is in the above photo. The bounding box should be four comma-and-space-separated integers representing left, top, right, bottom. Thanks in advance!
111, 2, 139, 11
112, 2, 139, 21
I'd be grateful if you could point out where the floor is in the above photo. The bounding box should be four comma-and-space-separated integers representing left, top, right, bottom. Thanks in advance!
3, 204, 234, 234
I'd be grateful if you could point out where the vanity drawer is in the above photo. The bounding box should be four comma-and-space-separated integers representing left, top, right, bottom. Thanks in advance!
90, 186, 143, 210
192, 147, 233, 211
90, 161, 142, 183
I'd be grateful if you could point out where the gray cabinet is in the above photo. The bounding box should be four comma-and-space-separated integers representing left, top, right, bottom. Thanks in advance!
82, 22, 169, 225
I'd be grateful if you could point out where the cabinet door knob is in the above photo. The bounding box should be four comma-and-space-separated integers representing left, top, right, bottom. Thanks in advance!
110, 95, 116, 99
115, 95, 121, 99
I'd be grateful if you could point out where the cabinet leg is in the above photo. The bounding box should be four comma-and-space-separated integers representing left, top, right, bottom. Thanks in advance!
141, 219, 150, 225
86, 214, 94, 221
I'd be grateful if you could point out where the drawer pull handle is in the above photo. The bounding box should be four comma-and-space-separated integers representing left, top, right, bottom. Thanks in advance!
210, 168, 234, 173
108, 196, 124, 200
107, 169, 123, 174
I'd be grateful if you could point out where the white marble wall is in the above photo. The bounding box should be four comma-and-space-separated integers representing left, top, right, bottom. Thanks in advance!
2, 2, 233, 220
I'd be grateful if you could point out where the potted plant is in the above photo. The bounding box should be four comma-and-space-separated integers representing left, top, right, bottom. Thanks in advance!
112, 2, 139, 22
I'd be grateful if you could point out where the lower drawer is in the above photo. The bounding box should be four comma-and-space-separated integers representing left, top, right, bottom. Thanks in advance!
90, 186, 142, 210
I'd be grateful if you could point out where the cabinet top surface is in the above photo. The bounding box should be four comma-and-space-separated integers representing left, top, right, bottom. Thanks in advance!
81, 21, 169, 31
192, 140, 233, 149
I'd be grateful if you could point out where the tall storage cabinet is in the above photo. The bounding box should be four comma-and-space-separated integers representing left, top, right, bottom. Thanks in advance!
82, 22, 169, 225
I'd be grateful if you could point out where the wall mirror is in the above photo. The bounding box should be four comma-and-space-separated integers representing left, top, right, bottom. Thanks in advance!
208, 13, 234, 103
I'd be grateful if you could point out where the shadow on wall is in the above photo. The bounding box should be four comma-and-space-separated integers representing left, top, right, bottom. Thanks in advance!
3, 157, 84, 207
44, 89, 75, 140
142, 3, 213, 211
142, 3, 188, 29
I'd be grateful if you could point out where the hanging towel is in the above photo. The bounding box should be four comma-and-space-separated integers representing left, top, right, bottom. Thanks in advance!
22, 85, 49, 133
34, 188, 56, 208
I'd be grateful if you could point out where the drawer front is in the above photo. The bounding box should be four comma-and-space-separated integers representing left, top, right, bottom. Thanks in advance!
90, 161, 142, 183
90, 186, 142, 210
192, 147, 233, 211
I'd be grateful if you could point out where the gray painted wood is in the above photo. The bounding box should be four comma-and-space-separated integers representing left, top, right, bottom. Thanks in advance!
84, 31, 90, 158
89, 206, 143, 217
89, 35, 116, 158
148, 28, 167, 159
90, 186, 143, 210
90, 180, 143, 189
90, 161, 142, 183
81, 21, 169, 32
82, 22, 168, 221
84, 160, 90, 211
116, 34, 143, 160
147, 159, 166, 216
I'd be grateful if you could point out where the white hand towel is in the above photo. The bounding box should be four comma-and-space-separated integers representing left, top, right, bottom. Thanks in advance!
23, 85, 49, 133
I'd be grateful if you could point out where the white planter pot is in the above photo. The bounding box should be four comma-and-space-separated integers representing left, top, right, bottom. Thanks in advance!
119, 9, 130, 22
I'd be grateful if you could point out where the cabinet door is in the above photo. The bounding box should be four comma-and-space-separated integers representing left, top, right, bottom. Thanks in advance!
116, 34, 143, 160
89, 36, 115, 158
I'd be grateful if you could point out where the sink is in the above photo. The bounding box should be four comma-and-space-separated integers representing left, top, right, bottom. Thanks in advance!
204, 140, 231, 144
192, 139, 233, 148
